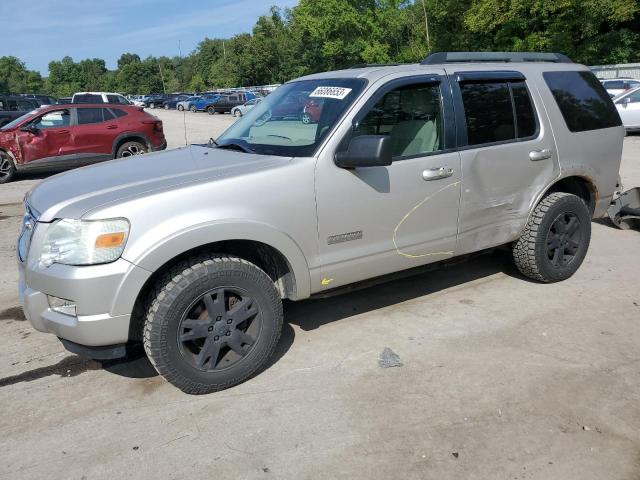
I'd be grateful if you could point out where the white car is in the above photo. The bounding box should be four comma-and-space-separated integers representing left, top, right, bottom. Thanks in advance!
600, 78, 640, 98
614, 87, 640, 131
72, 92, 132, 105
231, 97, 262, 117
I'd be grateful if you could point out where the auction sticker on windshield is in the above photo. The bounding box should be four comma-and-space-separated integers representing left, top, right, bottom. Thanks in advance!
309, 86, 352, 100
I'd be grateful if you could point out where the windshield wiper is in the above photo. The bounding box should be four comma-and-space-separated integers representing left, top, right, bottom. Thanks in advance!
214, 142, 255, 154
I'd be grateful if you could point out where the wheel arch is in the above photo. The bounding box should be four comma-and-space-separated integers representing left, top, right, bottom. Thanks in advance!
542, 175, 598, 215
126, 233, 307, 343
112, 133, 151, 157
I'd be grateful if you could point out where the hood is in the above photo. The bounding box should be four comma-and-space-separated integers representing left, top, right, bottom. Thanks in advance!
28, 145, 292, 221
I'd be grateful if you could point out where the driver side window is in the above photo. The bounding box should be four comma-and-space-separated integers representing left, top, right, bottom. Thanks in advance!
33, 110, 71, 129
353, 82, 444, 159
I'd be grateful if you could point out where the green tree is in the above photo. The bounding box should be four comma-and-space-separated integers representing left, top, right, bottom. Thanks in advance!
0, 56, 44, 94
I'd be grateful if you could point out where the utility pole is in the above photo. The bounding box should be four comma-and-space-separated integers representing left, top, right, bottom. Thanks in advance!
222, 41, 227, 63
421, 0, 431, 52
157, 59, 166, 94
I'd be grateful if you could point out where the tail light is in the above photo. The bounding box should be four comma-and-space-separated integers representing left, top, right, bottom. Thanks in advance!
142, 120, 163, 132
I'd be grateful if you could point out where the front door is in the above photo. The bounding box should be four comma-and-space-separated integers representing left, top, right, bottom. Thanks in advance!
314, 74, 462, 292
16, 108, 72, 166
449, 70, 559, 254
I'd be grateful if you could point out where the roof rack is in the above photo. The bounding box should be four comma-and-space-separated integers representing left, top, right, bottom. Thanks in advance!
421, 52, 573, 65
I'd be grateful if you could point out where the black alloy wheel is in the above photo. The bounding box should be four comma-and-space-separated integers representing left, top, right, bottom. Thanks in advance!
178, 287, 261, 372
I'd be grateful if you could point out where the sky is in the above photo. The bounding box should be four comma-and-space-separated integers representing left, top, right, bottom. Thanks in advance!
0, 0, 300, 75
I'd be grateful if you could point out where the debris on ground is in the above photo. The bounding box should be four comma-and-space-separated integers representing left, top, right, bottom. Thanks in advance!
378, 347, 403, 368
452, 452, 459, 459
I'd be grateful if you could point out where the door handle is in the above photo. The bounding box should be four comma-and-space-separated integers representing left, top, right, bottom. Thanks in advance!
55, 129, 70, 134
423, 167, 454, 181
106, 125, 118, 130
529, 149, 552, 161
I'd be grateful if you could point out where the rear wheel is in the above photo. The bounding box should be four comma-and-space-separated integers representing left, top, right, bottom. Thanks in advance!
0, 152, 16, 184
143, 255, 283, 394
233, 109, 241, 117
116, 141, 147, 158
177, 105, 184, 111
190, 105, 197, 113
513, 192, 591, 282
301, 112, 312, 124
164, 104, 170, 110
149, 103, 155, 109
207, 107, 216, 115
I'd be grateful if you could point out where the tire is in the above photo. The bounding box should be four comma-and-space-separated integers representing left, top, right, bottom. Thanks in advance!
116, 141, 147, 158
164, 104, 170, 110
177, 105, 184, 111
233, 109, 241, 117
143, 255, 283, 394
150, 103, 155, 109
190, 105, 197, 113
513, 192, 591, 283
301, 112, 312, 124
0, 151, 16, 184
207, 107, 216, 115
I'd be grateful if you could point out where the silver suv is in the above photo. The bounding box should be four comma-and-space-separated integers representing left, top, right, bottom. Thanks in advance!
18, 52, 624, 394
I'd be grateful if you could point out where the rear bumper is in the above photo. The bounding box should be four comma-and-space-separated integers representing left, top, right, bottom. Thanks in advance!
151, 139, 167, 152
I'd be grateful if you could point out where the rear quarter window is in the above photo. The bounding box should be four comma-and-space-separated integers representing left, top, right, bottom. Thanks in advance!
74, 94, 103, 104
543, 71, 621, 132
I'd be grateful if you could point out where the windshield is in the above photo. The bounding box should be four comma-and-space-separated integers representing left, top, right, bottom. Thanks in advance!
0, 110, 39, 130
216, 78, 366, 157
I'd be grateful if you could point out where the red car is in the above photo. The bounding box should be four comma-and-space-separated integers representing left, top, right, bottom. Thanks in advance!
302, 99, 324, 124
0, 104, 166, 183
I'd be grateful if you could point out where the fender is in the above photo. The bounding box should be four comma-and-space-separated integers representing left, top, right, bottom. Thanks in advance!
123, 219, 312, 300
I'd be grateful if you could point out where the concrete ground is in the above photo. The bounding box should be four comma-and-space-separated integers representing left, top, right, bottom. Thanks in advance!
1, 110, 639, 480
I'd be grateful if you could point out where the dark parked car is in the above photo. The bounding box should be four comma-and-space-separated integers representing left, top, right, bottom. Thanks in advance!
17, 94, 58, 106
205, 92, 256, 114
0, 95, 39, 127
0, 104, 166, 183
161, 94, 192, 110
142, 95, 170, 109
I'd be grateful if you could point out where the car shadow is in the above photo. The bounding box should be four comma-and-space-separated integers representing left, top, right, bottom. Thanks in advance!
30, 249, 523, 383
284, 249, 523, 333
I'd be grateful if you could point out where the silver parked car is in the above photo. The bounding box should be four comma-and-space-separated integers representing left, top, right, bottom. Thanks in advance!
231, 97, 262, 117
613, 87, 640, 131
18, 52, 624, 394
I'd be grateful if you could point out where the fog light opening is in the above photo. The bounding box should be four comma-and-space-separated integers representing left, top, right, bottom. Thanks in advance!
47, 296, 77, 317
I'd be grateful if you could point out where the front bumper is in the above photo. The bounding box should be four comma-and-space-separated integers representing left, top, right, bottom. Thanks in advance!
19, 223, 151, 347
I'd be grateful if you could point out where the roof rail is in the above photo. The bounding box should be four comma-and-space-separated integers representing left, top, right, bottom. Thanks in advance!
421, 52, 573, 65
349, 63, 403, 69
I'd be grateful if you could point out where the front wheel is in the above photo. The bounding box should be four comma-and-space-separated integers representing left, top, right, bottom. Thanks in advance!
149, 103, 155, 109
190, 105, 197, 113
207, 107, 216, 115
143, 255, 283, 394
164, 104, 170, 110
116, 141, 147, 158
233, 109, 241, 117
0, 152, 16, 184
177, 105, 184, 111
513, 192, 591, 283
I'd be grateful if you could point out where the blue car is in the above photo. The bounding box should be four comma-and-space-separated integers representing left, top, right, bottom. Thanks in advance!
190, 95, 220, 112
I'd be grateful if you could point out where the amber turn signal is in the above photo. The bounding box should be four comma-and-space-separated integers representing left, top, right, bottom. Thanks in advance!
95, 232, 126, 249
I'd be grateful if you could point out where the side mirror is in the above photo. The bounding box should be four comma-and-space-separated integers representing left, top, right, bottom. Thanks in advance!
335, 135, 392, 168
622, 97, 631, 107
20, 123, 38, 134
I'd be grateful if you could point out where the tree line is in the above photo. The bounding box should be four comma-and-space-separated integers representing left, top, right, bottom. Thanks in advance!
1, 0, 639, 97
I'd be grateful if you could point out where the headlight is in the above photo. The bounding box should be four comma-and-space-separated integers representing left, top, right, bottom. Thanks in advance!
40, 218, 130, 267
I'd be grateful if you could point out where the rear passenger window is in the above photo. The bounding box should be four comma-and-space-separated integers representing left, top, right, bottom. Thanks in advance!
77, 108, 105, 124
103, 108, 115, 120
511, 81, 537, 138
112, 109, 127, 118
543, 71, 621, 132
460, 79, 537, 146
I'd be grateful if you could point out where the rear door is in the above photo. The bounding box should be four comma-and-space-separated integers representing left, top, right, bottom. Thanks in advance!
450, 69, 559, 254
68, 107, 116, 161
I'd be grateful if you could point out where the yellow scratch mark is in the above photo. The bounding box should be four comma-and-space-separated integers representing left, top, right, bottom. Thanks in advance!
393, 181, 461, 259
321, 277, 334, 286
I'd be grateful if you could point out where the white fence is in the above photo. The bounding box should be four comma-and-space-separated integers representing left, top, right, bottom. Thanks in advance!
590, 63, 640, 80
